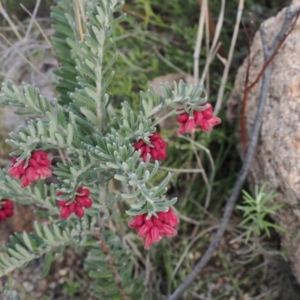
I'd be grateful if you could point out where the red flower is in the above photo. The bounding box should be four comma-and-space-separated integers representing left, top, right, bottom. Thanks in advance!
57, 187, 93, 219
128, 207, 179, 250
177, 104, 221, 134
134, 133, 167, 162
9, 151, 52, 188
177, 115, 196, 134
0, 199, 14, 223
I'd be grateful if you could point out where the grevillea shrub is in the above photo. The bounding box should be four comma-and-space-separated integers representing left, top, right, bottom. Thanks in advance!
0, 0, 220, 298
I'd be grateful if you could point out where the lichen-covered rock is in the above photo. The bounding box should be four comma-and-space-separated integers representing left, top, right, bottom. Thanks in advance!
227, 1, 300, 283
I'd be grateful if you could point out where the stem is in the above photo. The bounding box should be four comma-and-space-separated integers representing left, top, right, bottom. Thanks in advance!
152, 109, 176, 126
74, 0, 84, 41
95, 230, 130, 300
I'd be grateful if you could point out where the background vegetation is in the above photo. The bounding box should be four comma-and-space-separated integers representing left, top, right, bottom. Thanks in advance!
0, 0, 299, 299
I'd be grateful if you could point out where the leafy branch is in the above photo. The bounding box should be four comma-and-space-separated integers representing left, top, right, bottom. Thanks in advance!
0, 221, 80, 276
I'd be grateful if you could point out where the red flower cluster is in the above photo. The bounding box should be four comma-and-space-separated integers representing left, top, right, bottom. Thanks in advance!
134, 133, 167, 162
128, 207, 179, 250
57, 187, 93, 219
177, 104, 221, 134
9, 151, 52, 188
0, 199, 14, 223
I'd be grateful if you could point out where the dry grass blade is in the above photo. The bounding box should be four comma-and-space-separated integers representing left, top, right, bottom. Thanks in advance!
199, 0, 225, 86
0, 1, 22, 41
170, 224, 219, 285
0, 34, 50, 82
193, 1, 206, 84
20, 2, 53, 52
154, 46, 189, 76
214, 0, 245, 115
204, 0, 210, 95
179, 134, 215, 209
23, 0, 40, 41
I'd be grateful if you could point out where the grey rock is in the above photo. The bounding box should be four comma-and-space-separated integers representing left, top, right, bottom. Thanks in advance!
227, 0, 300, 283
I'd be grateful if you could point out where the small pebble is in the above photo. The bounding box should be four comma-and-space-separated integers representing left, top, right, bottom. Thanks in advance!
59, 268, 68, 276
23, 281, 34, 292
231, 242, 240, 249
49, 282, 56, 289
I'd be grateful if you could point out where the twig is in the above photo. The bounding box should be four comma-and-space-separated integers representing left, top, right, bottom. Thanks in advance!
240, 20, 254, 151
214, 0, 244, 116
168, 5, 300, 300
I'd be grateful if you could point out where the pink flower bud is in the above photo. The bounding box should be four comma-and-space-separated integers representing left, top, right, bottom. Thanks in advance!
26, 167, 40, 182
2, 200, 14, 209
186, 118, 196, 132
36, 167, 52, 179
138, 224, 151, 237
77, 187, 90, 197
128, 207, 179, 250
68, 202, 76, 213
150, 227, 162, 243
0, 199, 14, 224
81, 197, 93, 208
74, 206, 84, 218
177, 113, 189, 123
134, 133, 167, 162
161, 225, 177, 236
164, 207, 179, 227
8, 158, 25, 178
28, 158, 40, 169
21, 175, 30, 188
152, 217, 164, 230
57, 200, 68, 207
9, 151, 52, 188
128, 214, 145, 229
57, 187, 93, 219
177, 104, 221, 134
60, 206, 71, 219
145, 219, 154, 227
134, 140, 145, 150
